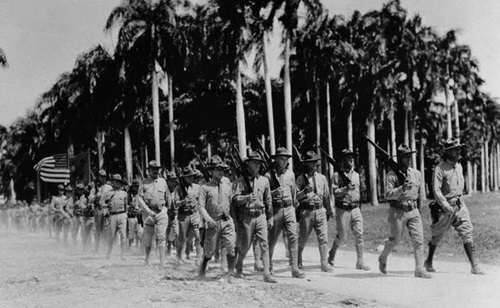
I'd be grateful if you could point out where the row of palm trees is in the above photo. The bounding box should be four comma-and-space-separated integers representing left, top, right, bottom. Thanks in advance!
1, 0, 499, 203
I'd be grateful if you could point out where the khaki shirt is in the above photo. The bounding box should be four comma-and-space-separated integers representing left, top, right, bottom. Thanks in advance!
89, 183, 113, 208
50, 195, 68, 214
386, 167, 421, 206
433, 160, 464, 208
296, 172, 334, 215
199, 179, 233, 220
138, 177, 170, 208
102, 189, 128, 212
265, 168, 296, 206
173, 183, 201, 211
332, 168, 360, 204
233, 175, 273, 219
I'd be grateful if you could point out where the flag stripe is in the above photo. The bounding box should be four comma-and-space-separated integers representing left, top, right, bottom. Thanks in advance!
34, 153, 70, 183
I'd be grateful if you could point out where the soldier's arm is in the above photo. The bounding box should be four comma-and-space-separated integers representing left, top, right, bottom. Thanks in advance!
416, 171, 422, 209
291, 172, 298, 207
332, 172, 348, 198
433, 166, 451, 209
323, 177, 334, 216
136, 183, 154, 215
232, 179, 250, 206
173, 187, 185, 209
264, 179, 273, 220
197, 185, 213, 224
385, 171, 404, 201
296, 175, 308, 201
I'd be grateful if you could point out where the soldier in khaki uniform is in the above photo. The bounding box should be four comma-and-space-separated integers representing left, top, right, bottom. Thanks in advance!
174, 166, 202, 266
197, 155, 236, 280
50, 184, 70, 244
296, 151, 334, 273
265, 147, 305, 278
328, 149, 369, 270
89, 170, 113, 252
102, 174, 129, 260
378, 145, 431, 278
127, 179, 142, 248
425, 138, 484, 275
136, 161, 170, 269
165, 171, 179, 256
233, 152, 276, 283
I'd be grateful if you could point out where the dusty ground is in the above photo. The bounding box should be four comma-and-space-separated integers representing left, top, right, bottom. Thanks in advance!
1, 231, 499, 308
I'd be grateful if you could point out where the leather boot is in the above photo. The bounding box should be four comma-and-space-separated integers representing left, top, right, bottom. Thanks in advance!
464, 243, 485, 275
226, 254, 236, 283
320, 244, 334, 273
198, 257, 211, 277
253, 240, 264, 272
328, 243, 338, 266
166, 241, 172, 256
159, 247, 166, 270
414, 247, 431, 278
355, 244, 370, 270
424, 242, 437, 272
289, 244, 305, 278
297, 248, 304, 270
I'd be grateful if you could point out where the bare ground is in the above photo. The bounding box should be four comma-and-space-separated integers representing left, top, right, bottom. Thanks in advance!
0, 231, 498, 308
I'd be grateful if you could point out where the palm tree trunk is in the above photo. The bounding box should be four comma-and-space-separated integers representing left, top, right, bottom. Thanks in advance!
315, 74, 320, 152
236, 63, 247, 157
124, 124, 133, 184
207, 142, 212, 158
485, 141, 490, 192
481, 144, 486, 193
284, 34, 293, 162
97, 131, 105, 170
497, 143, 500, 190
390, 110, 397, 159
152, 65, 161, 162
168, 74, 175, 171
445, 87, 452, 139
409, 105, 417, 168
10, 178, 16, 203
419, 133, 426, 200
347, 108, 353, 150
472, 161, 477, 193
454, 97, 460, 138
326, 81, 333, 180
367, 118, 378, 206
403, 106, 409, 145
263, 32, 276, 154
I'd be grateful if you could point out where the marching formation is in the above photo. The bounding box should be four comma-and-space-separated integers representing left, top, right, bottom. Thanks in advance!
0, 138, 485, 285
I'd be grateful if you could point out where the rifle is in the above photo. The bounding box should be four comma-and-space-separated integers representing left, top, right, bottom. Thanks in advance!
319, 148, 351, 187
292, 145, 308, 221
193, 151, 211, 182
255, 139, 280, 190
173, 163, 188, 200
231, 144, 253, 194
365, 136, 407, 183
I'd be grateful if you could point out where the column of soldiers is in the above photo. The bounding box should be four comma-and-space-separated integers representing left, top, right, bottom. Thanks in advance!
0, 137, 485, 281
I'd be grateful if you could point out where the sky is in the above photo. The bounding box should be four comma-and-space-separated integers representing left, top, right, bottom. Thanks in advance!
1, 0, 499, 127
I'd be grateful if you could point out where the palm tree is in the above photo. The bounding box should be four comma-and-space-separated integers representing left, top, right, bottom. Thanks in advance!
105, 0, 186, 163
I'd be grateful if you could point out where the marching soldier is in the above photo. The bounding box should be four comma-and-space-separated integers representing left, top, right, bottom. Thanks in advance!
265, 147, 305, 278
136, 161, 170, 269
61, 185, 74, 247
232, 152, 276, 283
378, 145, 431, 278
102, 174, 129, 260
296, 151, 334, 273
127, 179, 142, 248
328, 149, 370, 270
165, 171, 179, 256
425, 138, 485, 275
72, 183, 87, 246
79, 184, 95, 250
50, 184, 69, 243
89, 170, 113, 252
174, 166, 202, 266
197, 155, 237, 280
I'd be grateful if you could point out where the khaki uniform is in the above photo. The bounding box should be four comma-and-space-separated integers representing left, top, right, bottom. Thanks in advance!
127, 195, 142, 245
296, 172, 333, 269
430, 161, 473, 245
233, 175, 273, 276
89, 183, 113, 251
265, 169, 300, 274
71, 196, 85, 245
139, 177, 170, 248
80, 195, 95, 249
50, 195, 71, 243
198, 179, 236, 259
174, 183, 202, 262
102, 188, 128, 257
380, 168, 425, 271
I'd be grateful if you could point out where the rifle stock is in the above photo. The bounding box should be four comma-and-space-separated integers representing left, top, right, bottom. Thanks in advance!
365, 136, 406, 183
173, 163, 188, 199
231, 144, 253, 193
255, 139, 280, 190
193, 151, 211, 182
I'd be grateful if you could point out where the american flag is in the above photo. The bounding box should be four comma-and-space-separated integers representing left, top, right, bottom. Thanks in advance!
34, 153, 70, 183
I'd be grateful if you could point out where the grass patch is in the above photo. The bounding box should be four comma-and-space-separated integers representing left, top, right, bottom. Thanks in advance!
324, 192, 500, 265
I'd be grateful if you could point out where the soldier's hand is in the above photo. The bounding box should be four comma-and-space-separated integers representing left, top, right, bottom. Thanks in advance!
267, 218, 274, 229
206, 218, 217, 229
304, 185, 313, 194
402, 180, 412, 191
327, 212, 333, 221
147, 209, 156, 217
273, 187, 284, 198
247, 193, 257, 203
442, 204, 454, 214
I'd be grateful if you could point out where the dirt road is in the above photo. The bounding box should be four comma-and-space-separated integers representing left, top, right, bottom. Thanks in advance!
0, 232, 498, 308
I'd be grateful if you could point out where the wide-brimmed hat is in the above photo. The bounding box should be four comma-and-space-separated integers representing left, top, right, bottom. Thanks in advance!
165, 170, 177, 180
396, 144, 416, 156
148, 160, 162, 169
180, 166, 197, 177
65, 185, 73, 192
207, 155, 229, 170
57, 184, 65, 190
271, 147, 292, 159
341, 148, 356, 157
245, 151, 265, 163
76, 183, 86, 190
111, 174, 127, 185
443, 138, 462, 151
98, 170, 107, 177
301, 150, 321, 162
